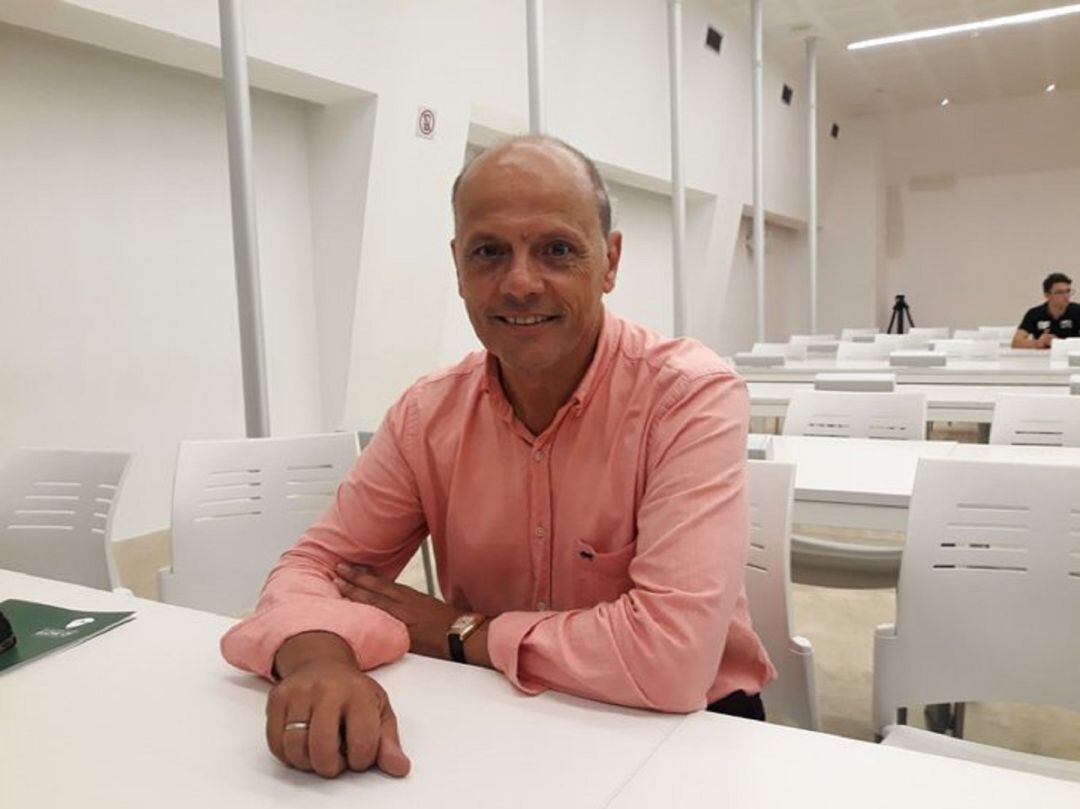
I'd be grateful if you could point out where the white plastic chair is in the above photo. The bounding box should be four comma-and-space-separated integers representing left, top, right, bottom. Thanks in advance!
952, 329, 980, 340
0, 448, 131, 590
836, 341, 889, 361
873, 333, 920, 352
789, 334, 836, 344
840, 327, 879, 342
1049, 336, 1080, 359
929, 339, 1001, 360
745, 460, 820, 730
908, 327, 951, 341
976, 325, 1017, 343
814, 373, 896, 393
158, 433, 359, 616
782, 390, 928, 441
753, 341, 807, 360
989, 393, 1080, 447
873, 458, 1080, 780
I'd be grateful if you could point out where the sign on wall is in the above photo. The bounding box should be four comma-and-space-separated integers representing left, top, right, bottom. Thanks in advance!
416, 106, 436, 139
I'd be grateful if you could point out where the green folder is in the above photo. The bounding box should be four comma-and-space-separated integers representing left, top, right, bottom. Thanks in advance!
0, 598, 135, 675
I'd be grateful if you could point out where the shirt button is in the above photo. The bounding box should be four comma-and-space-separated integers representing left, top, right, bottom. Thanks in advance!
533, 450, 544, 462
537, 601, 548, 611
535, 525, 545, 537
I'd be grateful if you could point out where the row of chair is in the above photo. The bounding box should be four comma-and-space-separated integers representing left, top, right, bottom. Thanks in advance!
748, 456, 1080, 782
751, 335, 1080, 362
784, 389, 1080, 446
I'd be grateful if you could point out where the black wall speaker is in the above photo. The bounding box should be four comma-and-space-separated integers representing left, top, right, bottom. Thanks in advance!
705, 26, 723, 53
781, 84, 794, 105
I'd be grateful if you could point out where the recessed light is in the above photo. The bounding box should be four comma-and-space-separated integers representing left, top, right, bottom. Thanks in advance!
848, 3, 1080, 50
940, 98, 950, 107
1046, 82, 1057, 92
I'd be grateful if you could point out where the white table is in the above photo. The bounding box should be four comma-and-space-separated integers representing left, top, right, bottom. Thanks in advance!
741, 358, 1076, 386
609, 712, 1080, 808
0, 570, 680, 809
762, 435, 1080, 531
748, 382, 1069, 424
766, 435, 958, 531
3, 571, 1078, 807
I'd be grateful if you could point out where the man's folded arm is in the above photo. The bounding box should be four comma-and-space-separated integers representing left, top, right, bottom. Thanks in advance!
487, 373, 752, 713
220, 408, 429, 680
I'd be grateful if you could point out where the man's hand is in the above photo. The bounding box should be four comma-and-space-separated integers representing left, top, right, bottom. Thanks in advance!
1037, 332, 1055, 349
267, 632, 410, 779
334, 564, 460, 659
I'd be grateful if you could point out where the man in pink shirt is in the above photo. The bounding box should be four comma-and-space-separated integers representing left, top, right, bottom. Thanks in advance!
221, 135, 774, 779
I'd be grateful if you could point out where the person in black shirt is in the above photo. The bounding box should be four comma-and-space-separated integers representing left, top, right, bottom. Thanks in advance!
1012, 272, 1080, 349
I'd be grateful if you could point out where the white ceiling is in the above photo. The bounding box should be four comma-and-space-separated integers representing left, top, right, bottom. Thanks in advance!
711, 0, 1080, 115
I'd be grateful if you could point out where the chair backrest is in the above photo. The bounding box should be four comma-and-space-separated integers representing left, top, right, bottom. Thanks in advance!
989, 394, 1080, 447
1049, 336, 1080, 359
873, 333, 924, 352
159, 432, 359, 616
840, 327, 879, 342
977, 326, 1017, 343
952, 329, 980, 340
815, 372, 896, 393
836, 341, 889, 361
745, 460, 820, 730
753, 341, 807, 360
0, 448, 131, 590
929, 339, 1000, 360
782, 390, 928, 440
908, 327, 951, 340
789, 334, 836, 344
873, 458, 1080, 734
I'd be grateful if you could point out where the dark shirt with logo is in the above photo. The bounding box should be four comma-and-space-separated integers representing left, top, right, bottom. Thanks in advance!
1018, 302, 1080, 339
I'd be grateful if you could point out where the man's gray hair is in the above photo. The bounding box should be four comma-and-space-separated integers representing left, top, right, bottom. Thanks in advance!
451, 134, 613, 238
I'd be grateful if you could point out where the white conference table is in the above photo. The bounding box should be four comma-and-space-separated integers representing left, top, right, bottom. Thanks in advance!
740, 358, 1077, 386
764, 435, 1080, 532
609, 711, 1080, 809
0, 570, 681, 809
4, 570, 1079, 808
748, 381, 1070, 424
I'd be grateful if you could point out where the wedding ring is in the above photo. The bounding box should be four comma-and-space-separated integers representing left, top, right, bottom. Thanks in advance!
284, 721, 310, 732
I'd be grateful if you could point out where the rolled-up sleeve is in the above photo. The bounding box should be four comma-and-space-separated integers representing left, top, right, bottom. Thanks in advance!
487, 373, 756, 712
220, 400, 428, 680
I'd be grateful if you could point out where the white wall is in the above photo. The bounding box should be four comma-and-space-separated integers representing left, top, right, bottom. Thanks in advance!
0, 25, 322, 538
1, 1, 839, 535
877, 90, 1080, 330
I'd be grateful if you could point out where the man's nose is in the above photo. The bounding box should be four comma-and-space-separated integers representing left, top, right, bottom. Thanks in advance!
500, 251, 544, 300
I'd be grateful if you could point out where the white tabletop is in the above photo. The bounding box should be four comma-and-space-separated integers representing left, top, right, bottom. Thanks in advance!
0, 570, 680, 809
608, 712, 1080, 808
740, 358, 1076, 386
748, 382, 1069, 422
766, 435, 957, 508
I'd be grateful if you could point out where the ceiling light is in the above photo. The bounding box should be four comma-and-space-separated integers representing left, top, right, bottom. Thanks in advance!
1046, 82, 1057, 92
940, 98, 950, 107
848, 3, 1080, 50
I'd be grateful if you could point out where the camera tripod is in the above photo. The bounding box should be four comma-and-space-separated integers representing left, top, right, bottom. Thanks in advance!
887, 294, 914, 334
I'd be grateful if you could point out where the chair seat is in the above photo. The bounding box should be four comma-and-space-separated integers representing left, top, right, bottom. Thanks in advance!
881, 724, 1080, 784
791, 534, 901, 588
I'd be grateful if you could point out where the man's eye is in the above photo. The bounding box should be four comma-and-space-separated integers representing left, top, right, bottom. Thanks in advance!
545, 242, 574, 258
472, 244, 504, 259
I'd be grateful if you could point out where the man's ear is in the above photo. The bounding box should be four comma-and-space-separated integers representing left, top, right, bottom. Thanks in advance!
450, 239, 464, 298
601, 231, 623, 294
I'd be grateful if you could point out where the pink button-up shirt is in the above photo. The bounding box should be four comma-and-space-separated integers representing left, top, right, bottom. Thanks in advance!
221, 311, 774, 712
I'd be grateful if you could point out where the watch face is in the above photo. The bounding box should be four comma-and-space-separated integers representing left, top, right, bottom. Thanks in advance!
450, 614, 477, 634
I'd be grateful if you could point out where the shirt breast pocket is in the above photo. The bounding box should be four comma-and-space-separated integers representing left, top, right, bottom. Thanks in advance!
573, 538, 637, 606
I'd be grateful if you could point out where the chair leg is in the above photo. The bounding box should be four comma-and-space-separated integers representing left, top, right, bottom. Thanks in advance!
420, 538, 436, 596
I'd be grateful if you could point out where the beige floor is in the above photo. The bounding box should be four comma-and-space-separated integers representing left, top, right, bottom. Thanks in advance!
116, 503, 1080, 762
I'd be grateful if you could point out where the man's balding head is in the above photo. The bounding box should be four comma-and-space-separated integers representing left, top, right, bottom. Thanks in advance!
451, 135, 612, 238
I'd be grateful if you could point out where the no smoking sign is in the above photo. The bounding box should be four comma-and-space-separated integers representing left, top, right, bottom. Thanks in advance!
416, 106, 436, 139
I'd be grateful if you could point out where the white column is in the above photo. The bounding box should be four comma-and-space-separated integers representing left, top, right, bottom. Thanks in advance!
806, 36, 819, 335
526, 0, 545, 133
751, 0, 765, 343
667, 0, 687, 337
218, 0, 269, 437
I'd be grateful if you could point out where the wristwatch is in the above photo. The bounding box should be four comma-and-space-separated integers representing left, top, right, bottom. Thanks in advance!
447, 613, 486, 664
